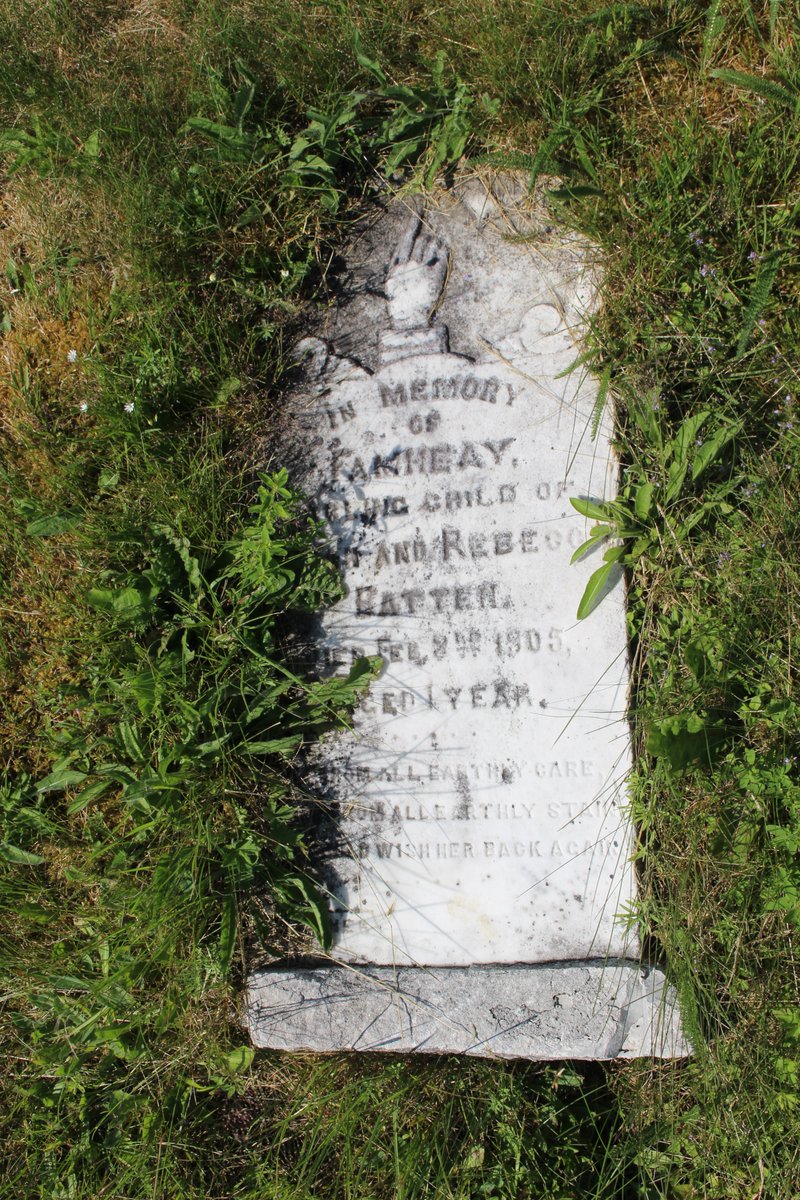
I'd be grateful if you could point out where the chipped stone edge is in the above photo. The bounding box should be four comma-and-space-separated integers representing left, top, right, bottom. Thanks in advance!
245, 961, 691, 1060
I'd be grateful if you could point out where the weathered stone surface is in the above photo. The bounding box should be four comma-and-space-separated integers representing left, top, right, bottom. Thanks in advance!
246, 963, 690, 1059
246, 174, 688, 1057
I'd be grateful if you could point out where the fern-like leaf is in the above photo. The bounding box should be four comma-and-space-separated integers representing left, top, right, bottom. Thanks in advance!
702, 0, 726, 68
769, 0, 781, 37
529, 126, 568, 191
736, 252, 780, 357
711, 69, 798, 110
590, 364, 612, 441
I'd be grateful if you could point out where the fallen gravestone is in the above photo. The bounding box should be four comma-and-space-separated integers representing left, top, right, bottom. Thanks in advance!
246, 175, 689, 1059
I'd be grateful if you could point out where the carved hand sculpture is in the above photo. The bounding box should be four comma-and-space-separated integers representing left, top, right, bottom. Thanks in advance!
385, 212, 448, 331
294, 205, 452, 380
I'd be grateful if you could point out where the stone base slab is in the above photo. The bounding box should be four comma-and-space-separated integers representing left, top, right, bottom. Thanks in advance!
245, 961, 690, 1060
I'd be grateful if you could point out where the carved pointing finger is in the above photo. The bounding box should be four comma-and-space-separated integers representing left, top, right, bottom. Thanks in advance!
393, 213, 422, 266
412, 233, 429, 264
428, 236, 447, 266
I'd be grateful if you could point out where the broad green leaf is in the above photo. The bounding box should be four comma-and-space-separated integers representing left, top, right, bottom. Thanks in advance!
691, 420, 741, 481
81, 129, 101, 158
86, 1025, 135, 1051
279, 874, 333, 950
118, 721, 147, 764
18, 902, 50, 922
0, 842, 45, 865
666, 411, 710, 503
87, 585, 152, 621
26, 510, 81, 537
184, 116, 258, 152
67, 778, 112, 815
669, 410, 710, 467
576, 561, 615, 620
646, 715, 726, 769
126, 667, 156, 716
306, 656, 380, 714
35, 767, 87, 794
185, 1077, 215, 1094
214, 377, 241, 406
570, 496, 609, 521
96, 763, 140, 784
239, 734, 301, 757
232, 76, 256, 129
190, 735, 231, 757
243, 679, 295, 724
631, 388, 664, 454
184, 117, 238, 139
221, 1045, 255, 1074
86, 586, 115, 612
630, 534, 656, 557
46, 974, 91, 991
150, 526, 202, 593
119, 787, 155, 815
353, 31, 388, 84
98, 469, 119, 491
634, 482, 654, 520
569, 526, 612, 564
218, 893, 238, 973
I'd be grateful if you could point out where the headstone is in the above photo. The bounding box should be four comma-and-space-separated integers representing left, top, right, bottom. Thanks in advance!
246, 176, 689, 1059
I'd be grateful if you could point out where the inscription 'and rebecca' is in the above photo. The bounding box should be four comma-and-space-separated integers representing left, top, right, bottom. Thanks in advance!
352, 523, 583, 575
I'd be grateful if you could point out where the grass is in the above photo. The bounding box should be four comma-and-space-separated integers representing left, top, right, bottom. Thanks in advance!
1, 0, 799, 1196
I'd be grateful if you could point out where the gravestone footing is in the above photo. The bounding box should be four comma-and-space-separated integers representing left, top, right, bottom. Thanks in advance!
246, 961, 689, 1060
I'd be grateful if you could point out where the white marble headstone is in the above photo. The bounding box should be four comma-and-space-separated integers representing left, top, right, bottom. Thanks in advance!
246, 176, 689, 1059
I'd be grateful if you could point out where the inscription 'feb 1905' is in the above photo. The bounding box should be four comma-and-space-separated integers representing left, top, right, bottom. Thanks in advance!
289, 204, 635, 969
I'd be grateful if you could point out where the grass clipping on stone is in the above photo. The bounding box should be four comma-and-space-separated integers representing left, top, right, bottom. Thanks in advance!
1, 1, 799, 1197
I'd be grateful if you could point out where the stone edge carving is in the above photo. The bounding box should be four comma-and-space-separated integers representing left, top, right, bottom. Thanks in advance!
245, 963, 691, 1060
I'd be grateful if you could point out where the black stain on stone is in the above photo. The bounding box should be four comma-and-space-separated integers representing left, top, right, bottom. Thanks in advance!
452, 767, 472, 818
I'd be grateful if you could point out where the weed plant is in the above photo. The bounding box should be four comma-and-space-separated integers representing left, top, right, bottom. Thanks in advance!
1, 1, 799, 1197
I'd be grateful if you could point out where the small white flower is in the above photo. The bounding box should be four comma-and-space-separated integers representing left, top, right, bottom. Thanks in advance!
124, 401, 135, 414
67, 348, 78, 363
79, 401, 88, 412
